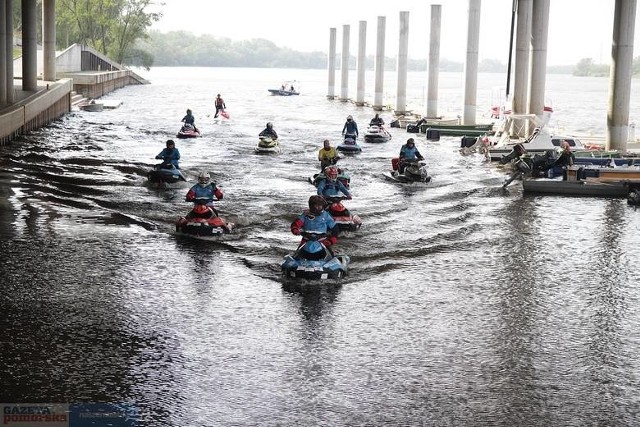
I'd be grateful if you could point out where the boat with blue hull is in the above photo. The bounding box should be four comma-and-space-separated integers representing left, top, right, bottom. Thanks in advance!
281, 232, 350, 281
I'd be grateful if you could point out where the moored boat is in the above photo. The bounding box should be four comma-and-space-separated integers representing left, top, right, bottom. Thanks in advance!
521, 164, 640, 198
268, 81, 299, 96
422, 123, 494, 137
78, 100, 103, 112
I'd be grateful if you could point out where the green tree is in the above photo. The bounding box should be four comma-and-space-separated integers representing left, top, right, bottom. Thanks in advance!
574, 58, 595, 76
56, 0, 160, 69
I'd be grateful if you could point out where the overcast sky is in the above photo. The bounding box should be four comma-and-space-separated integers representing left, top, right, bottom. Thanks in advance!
150, 1, 639, 66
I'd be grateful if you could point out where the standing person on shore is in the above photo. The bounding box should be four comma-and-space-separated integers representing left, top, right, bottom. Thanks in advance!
214, 94, 226, 118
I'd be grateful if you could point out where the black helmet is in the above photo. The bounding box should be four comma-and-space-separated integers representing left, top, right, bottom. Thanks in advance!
187, 109, 192, 114
166, 139, 175, 147
407, 138, 415, 145
308, 195, 325, 208
266, 122, 273, 128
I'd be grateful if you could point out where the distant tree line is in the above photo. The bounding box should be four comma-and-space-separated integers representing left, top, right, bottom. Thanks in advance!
138, 30, 512, 72
141, 31, 640, 77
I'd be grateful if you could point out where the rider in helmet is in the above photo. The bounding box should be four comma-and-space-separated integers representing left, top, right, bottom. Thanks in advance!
398, 138, 424, 174
181, 108, 198, 132
316, 166, 352, 199
369, 113, 385, 127
186, 170, 224, 209
342, 115, 359, 138
259, 122, 278, 140
290, 195, 340, 247
155, 139, 181, 168
318, 139, 339, 171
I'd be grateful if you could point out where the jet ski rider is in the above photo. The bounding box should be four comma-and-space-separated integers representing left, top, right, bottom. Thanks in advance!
155, 139, 181, 168
290, 195, 340, 247
185, 171, 224, 218
398, 138, 424, 174
316, 166, 352, 200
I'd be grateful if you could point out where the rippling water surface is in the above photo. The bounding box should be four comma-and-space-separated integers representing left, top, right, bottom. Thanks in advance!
2, 67, 640, 426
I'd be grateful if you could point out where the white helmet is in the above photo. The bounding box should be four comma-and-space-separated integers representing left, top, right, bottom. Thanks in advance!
198, 171, 210, 186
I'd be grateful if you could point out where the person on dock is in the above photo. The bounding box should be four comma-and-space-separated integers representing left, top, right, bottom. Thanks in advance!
290, 195, 340, 248
181, 109, 198, 133
398, 138, 424, 174
155, 139, 181, 168
555, 140, 575, 167
342, 115, 359, 139
214, 94, 226, 118
259, 122, 278, 140
318, 139, 339, 170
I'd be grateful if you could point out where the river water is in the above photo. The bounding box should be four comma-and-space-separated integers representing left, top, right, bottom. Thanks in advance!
1, 67, 640, 426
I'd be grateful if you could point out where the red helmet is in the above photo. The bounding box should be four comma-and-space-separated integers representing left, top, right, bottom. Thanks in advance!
325, 166, 338, 180
194, 204, 209, 215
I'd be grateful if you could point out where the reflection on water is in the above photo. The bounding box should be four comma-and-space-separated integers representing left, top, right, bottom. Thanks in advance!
1, 68, 640, 425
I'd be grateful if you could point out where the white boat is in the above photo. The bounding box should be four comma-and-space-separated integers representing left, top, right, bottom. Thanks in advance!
78, 100, 103, 112
484, 114, 586, 161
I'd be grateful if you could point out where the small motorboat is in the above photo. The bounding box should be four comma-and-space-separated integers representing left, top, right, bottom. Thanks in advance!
176, 124, 201, 139
268, 81, 299, 96
255, 136, 281, 154
363, 125, 392, 143
78, 100, 103, 112
336, 134, 362, 154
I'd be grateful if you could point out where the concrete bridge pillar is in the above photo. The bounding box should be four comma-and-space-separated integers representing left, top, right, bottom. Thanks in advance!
22, 0, 38, 92
355, 20, 366, 106
426, 5, 441, 119
395, 11, 410, 115
607, 0, 636, 151
529, 0, 550, 122
463, 0, 480, 125
327, 27, 336, 99
373, 16, 386, 110
340, 24, 350, 102
5, 0, 13, 104
43, 0, 56, 82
